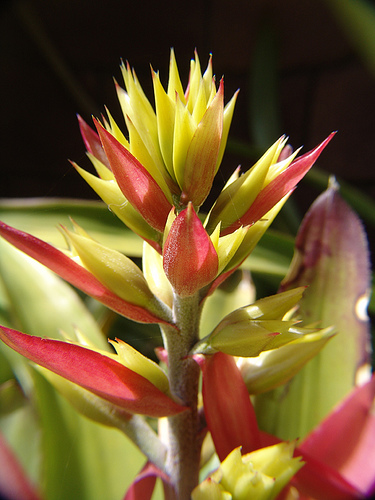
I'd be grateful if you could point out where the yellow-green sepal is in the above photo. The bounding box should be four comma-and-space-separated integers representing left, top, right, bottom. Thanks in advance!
237, 327, 335, 394
109, 338, 170, 395
191, 288, 308, 357
61, 223, 159, 311
74, 161, 162, 246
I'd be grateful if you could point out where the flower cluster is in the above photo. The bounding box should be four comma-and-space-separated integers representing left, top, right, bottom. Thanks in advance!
0, 50, 373, 500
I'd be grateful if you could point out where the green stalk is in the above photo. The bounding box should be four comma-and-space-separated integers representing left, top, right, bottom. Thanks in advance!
161, 293, 202, 499
116, 415, 168, 472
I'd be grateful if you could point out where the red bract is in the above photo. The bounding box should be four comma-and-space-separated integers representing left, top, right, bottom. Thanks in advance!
0, 327, 187, 418
0, 221, 166, 325
163, 203, 218, 297
223, 133, 336, 235
95, 120, 172, 232
296, 374, 375, 498
181, 80, 224, 207
289, 451, 364, 500
0, 431, 41, 500
196, 352, 261, 461
124, 462, 170, 500
77, 115, 110, 168
260, 377, 375, 499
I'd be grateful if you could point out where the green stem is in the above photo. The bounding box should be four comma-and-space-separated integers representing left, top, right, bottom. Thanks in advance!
117, 415, 168, 472
161, 293, 203, 499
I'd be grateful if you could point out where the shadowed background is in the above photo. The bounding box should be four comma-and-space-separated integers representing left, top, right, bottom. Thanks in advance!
1, 0, 375, 251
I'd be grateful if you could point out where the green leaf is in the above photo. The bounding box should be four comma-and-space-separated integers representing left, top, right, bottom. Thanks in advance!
0, 396, 41, 486
0, 238, 109, 349
0, 236, 146, 499
254, 184, 372, 439
0, 198, 143, 256
249, 23, 281, 148
32, 369, 145, 500
243, 230, 293, 277
324, 0, 375, 77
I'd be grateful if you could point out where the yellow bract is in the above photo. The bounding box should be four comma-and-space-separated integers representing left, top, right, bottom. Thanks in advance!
61, 223, 156, 307
112, 49, 237, 207
206, 137, 297, 233
109, 338, 170, 395
237, 327, 335, 394
74, 162, 160, 244
192, 442, 303, 500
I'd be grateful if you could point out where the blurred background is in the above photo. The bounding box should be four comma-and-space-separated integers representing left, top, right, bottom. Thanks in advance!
1, 0, 375, 253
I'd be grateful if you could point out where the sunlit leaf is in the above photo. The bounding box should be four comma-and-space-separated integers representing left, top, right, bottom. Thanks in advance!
0, 198, 143, 256
254, 183, 372, 439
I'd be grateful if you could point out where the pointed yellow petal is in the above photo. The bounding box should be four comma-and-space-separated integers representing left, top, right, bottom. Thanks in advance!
167, 48, 186, 103
152, 70, 177, 180
143, 241, 173, 308
109, 338, 170, 394
172, 98, 196, 189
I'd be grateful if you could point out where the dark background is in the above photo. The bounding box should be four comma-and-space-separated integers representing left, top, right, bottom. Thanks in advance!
1, 0, 375, 248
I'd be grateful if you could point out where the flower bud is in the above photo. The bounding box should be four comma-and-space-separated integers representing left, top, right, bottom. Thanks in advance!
62, 223, 161, 313
163, 203, 218, 296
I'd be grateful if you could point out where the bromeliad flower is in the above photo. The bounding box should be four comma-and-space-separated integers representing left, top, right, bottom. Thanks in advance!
76, 51, 333, 264
75, 50, 237, 242
0, 49, 346, 500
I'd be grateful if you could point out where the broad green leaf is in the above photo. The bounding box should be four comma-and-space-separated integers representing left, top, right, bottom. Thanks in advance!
0, 237, 146, 499
0, 198, 143, 256
0, 398, 41, 487
0, 348, 146, 500
324, 0, 375, 77
0, 239, 108, 350
249, 23, 281, 148
254, 184, 372, 440
31, 368, 145, 500
242, 230, 293, 277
